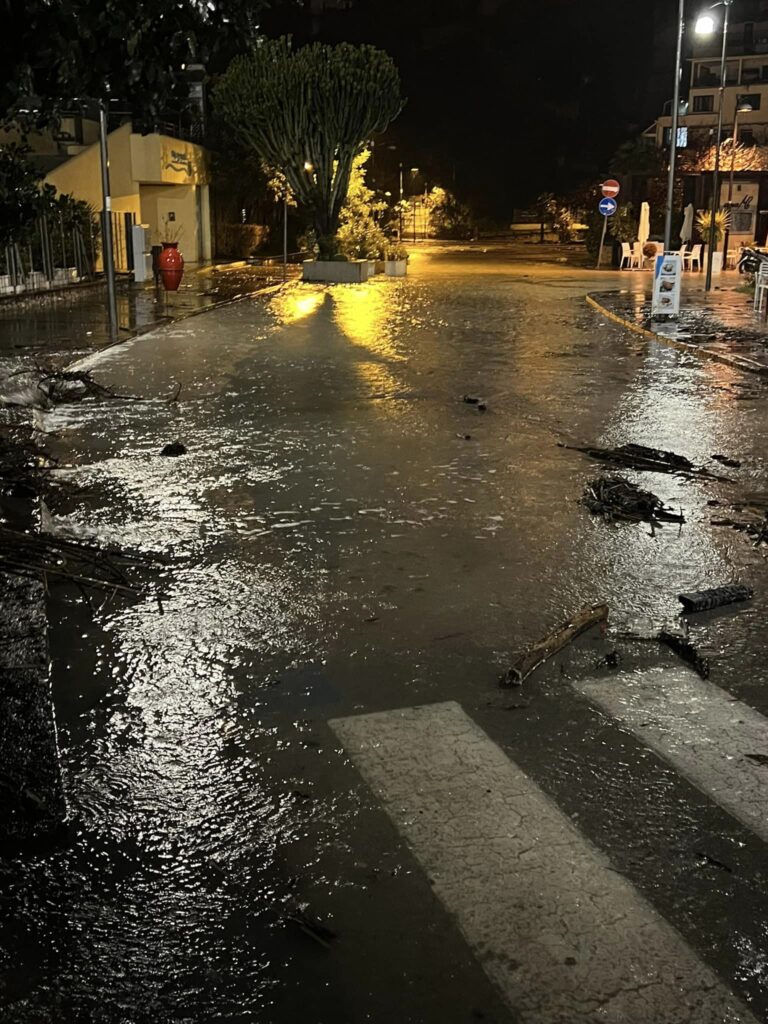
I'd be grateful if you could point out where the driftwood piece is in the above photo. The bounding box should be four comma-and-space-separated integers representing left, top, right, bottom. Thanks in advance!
500, 603, 609, 688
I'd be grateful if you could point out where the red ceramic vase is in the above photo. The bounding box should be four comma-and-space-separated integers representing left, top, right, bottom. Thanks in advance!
158, 241, 184, 291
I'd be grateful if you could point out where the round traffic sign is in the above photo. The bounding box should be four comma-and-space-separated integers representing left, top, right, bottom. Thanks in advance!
601, 179, 621, 198
598, 197, 617, 216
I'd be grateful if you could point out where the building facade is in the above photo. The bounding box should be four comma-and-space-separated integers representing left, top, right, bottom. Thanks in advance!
652, 3, 768, 247
43, 121, 212, 266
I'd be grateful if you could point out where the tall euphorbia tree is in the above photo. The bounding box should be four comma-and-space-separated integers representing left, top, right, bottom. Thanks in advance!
214, 37, 403, 260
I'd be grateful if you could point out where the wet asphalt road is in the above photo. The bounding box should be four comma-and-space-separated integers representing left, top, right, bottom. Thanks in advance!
4, 245, 768, 1022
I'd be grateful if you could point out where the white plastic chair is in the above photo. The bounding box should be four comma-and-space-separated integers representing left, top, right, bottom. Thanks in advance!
684, 243, 702, 271
632, 241, 643, 268
754, 264, 768, 315
619, 242, 638, 270
677, 245, 687, 261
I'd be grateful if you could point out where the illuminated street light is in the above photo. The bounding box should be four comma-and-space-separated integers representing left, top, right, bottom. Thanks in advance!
304, 161, 314, 172
695, 13, 716, 34
696, 0, 734, 290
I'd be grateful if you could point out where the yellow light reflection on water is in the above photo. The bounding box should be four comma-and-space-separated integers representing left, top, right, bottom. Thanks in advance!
332, 284, 403, 362
331, 283, 407, 402
271, 287, 325, 324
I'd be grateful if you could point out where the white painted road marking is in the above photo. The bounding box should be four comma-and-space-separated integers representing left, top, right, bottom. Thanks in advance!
330, 701, 756, 1024
574, 668, 768, 845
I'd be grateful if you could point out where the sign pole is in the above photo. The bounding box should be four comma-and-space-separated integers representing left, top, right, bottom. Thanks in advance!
596, 188, 619, 269
596, 215, 608, 269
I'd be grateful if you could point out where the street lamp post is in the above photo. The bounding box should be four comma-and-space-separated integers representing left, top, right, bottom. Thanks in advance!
722, 101, 753, 261
663, 0, 686, 253
96, 101, 119, 339
697, 0, 734, 291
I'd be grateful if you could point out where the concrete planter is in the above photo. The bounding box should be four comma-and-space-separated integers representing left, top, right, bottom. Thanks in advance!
302, 259, 369, 283
708, 250, 724, 275
365, 260, 377, 277
27, 271, 49, 290
0, 275, 13, 295
385, 259, 408, 277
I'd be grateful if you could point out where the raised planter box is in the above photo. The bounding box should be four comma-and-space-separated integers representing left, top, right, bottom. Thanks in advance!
302, 259, 370, 283
706, 251, 724, 276
384, 259, 408, 277
365, 260, 377, 277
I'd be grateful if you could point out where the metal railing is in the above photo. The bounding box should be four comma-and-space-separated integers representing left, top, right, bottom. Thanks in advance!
0, 210, 136, 297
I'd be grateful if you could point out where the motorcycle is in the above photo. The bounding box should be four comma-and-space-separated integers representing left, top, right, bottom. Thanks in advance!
737, 246, 768, 275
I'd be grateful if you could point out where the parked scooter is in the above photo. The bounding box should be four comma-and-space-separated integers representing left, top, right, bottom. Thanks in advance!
737, 246, 768, 275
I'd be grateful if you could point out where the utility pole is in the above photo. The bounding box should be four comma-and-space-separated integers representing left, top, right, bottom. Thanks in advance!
663, 0, 685, 252
97, 101, 119, 339
705, 0, 733, 291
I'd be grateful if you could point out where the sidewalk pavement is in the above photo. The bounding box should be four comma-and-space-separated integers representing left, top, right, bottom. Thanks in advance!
0, 261, 297, 379
589, 271, 768, 376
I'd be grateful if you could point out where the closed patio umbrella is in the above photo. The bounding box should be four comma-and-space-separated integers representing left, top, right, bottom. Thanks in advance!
680, 203, 694, 245
638, 202, 651, 249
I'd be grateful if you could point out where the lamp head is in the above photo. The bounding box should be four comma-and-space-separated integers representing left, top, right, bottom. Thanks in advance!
695, 13, 716, 34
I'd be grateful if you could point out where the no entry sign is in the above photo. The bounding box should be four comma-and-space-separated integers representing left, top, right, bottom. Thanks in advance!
598, 197, 617, 217
601, 179, 621, 198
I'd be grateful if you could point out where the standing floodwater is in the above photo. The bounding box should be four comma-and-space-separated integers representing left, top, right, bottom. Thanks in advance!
3, 245, 768, 1022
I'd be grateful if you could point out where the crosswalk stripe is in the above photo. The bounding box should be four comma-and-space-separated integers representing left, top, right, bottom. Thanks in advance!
330, 701, 756, 1024
573, 668, 768, 845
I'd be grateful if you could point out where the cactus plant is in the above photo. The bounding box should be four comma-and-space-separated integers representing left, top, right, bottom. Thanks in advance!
214, 37, 403, 260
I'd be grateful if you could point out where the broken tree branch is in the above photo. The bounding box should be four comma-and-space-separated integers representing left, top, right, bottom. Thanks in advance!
499, 603, 609, 688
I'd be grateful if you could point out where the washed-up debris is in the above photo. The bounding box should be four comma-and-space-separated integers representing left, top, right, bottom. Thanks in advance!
694, 851, 733, 873
3, 363, 182, 409
711, 515, 768, 547
0, 525, 165, 606
500, 603, 608, 688
658, 630, 710, 679
160, 441, 187, 457
711, 453, 742, 469
559, 441, 730, 480
582, 476, 685, 526
283, 905, 337, 949
744, 753, 768, 767
0, 425, 54, 498
678, 584, 753, 613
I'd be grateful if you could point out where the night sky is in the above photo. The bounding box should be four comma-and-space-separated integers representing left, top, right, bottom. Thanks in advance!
262, 0, 677, 217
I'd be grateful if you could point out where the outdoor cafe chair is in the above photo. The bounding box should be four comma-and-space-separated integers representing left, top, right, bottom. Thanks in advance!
619, 243, 639, 270
683, 244, 702, 271
754, 264, 768, 315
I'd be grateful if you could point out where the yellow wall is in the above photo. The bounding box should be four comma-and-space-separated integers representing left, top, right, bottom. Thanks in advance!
130, 133, 209, 186
45, 122, 136, 210
43, 122, 209, 265
141, 184, 201, 260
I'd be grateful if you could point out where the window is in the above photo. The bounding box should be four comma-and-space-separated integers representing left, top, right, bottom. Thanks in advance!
737, 93, 761, 109
745, 22, 755, 50
693, 94, 715, 112
740, 128, 756, 145
663, 126, 689, 148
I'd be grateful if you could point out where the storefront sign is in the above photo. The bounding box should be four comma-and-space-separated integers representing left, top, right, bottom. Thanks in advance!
651, 253, 682, 318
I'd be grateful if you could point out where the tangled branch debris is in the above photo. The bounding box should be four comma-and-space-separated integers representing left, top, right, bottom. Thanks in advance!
582, 476, 685, 526
0, 425, 55, 498
500, 603, 609, 687
0, 526, 166, 606
559, 441, 731, 481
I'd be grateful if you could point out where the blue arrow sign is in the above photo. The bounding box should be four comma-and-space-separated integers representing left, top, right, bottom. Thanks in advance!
599, 197, 618, 216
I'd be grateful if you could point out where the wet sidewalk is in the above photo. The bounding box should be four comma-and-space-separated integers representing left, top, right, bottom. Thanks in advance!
589, 274, 768, 375
0, 261, 296, 381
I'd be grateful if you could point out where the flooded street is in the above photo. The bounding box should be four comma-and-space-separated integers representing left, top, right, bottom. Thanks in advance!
5, 246, 768, 1022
